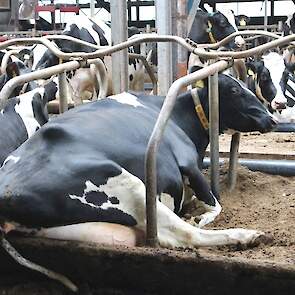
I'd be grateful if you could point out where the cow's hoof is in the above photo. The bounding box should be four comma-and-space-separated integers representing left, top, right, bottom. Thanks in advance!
249, 232, 274, 247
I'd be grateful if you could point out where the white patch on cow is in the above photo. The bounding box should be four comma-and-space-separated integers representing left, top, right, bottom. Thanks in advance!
2, 155, 20, 167
263, 52, 288, 107
273, 107, 295, 123
108, 92, 145, 108
68, 169, 146, 229
14, 87, 45, 137
217, 8, 245, 47
32, 44, 48, 70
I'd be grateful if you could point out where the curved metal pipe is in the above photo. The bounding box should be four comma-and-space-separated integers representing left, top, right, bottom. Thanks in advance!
203, 158, 295, 177
1, 50, 19, 74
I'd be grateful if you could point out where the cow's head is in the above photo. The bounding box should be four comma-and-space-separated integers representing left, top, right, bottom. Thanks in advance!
246, 53, 288, 111
207, 9, 245, 49
216, 74, 277, 133
193, 73, 277, 134
0, 60, 37, 97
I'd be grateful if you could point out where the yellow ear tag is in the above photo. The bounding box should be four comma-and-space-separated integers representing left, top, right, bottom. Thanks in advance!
12, 70, 17, 78
240, 19, 246, 26
247, 69, 255, 77
195, 79, 205, 89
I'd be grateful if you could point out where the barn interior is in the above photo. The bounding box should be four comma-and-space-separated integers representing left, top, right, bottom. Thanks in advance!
0, 1, 294, 294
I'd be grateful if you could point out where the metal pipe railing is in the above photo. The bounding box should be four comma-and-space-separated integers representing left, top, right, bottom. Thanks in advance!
208, 70, 220, 197
144, 60, 230, 247
1, 50, 19, 74
1, 32, 295, 63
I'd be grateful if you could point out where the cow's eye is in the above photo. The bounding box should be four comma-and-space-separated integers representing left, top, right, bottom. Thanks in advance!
231, 87, 240, 95
219, 20, 227, 27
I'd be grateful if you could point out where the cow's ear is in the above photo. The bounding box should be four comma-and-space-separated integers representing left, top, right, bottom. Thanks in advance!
246, 60, 257, 75
6, 62, 20, 78
32, 93, 49, 126
44, 81, 58, 102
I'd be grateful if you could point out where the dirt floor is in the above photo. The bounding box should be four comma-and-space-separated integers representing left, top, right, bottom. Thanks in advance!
184, 132, 295, 265
216, 132, 295, 158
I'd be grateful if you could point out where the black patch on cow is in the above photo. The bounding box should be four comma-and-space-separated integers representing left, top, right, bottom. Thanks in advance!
84, 191, 108, 207
92, 23, 109, 46
32, 93, 49, 126
44, 81, 58, 103
129, 74, 134, 82
35, 126, 40, 132
109, 197, 119, 205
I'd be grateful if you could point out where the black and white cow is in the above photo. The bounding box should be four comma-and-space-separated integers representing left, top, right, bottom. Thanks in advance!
32, 15, 144, 100
0, 81, 58, 165
188, 8, 245, 49
283, 13, 295, 36
188, 8, 245, 71
246, 52, 295, 122
0, 74, 276, 248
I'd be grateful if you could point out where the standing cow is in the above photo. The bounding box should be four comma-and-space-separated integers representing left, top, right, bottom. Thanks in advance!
0, 73, 276, 248
32, 15, 144, 102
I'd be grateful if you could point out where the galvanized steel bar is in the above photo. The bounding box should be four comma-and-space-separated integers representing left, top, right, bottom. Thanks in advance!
155, 0, 173, 95
1, 33, 295, 61
110, 0, 128, 93
57, 72, 69, 113
208, 71, 220, 197
176, 0, 188, 79
0, 60, 83, 109
227, 132, 241, 191
264, 0, 268, 31
145, 60, 230, 247
1, 50, 19, 74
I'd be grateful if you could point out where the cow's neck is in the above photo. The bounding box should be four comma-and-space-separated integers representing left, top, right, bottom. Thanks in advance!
172, 89, 211, 161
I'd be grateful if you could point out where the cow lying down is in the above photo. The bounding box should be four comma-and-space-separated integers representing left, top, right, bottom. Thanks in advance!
0, 74, 276, 249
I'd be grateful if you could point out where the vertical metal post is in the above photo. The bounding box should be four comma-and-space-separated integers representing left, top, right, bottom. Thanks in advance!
227, 132, 241, 191
110, 0, 128, 94
90, 0, 95, 18
155, 0, 173, 95
209, 71, 220, 197
176, 0, 188, 79
50, 0, 56, 30
264, 0, 268, 31
58, 72, 69, 114
13, 0, 20, 32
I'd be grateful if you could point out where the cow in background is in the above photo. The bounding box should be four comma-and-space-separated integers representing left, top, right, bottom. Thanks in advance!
0, 81, 58, 165
246, 52, 295, 122
32, 15, 145, 104
188, 8, 245, 72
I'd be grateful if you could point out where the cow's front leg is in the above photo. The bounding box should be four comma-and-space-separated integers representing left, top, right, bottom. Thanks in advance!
180, 167, 221, 228
157, 200, 266, 248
